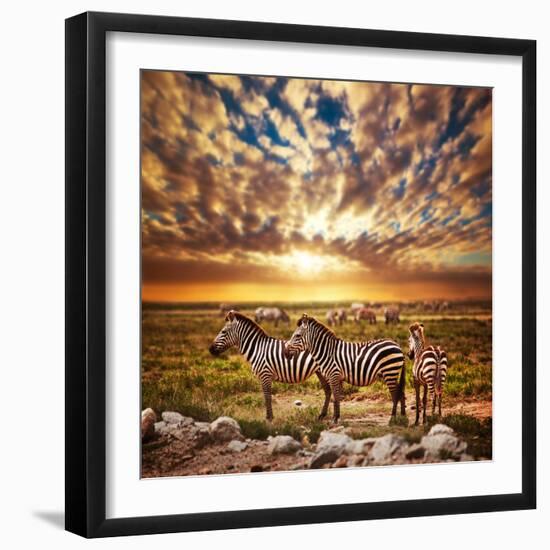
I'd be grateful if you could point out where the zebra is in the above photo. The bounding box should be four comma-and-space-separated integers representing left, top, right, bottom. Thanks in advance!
284, 314, 406, 423
408, 322, 448, 425
209, 311, 331, 421
254, 307, 290, 327
355, 307, 376, 324
384, 306, 400, 324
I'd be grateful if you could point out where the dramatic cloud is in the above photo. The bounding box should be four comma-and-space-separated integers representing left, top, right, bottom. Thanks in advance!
141, 70, 492, 302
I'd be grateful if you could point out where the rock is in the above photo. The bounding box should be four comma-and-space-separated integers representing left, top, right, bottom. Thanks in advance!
141, 408, 156, 442
194, 421, 210, 430
310, 449, 341, 469
156, 423, 184, 438
428, 424, 455, 436
345, 438, 377, 455
161, 411, 194, 426
348, 454, 366, 467
198, 467, 212, 475
267, 435, 302, 455
316, 431, 352, 455
227, 440, 248, 453
327, 425, 347, 433
154, 421, 166, 433
294, 400, 303, 407
405, 443, 426, 460
420, 427, 468, 460
209, 416, 244, 442
192, 424, 211, 448
332, 455, 349, 468
310, 431, 352, 468
369, 434, 408, 463
250, 464, 263, 472
296, 449, 314, 458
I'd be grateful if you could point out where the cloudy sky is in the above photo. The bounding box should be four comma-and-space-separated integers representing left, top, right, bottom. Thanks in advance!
141, 70, 492, 302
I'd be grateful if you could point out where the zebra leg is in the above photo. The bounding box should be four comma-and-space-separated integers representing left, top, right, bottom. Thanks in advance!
329, 376, 342, 423
432, 393, 437, 416
438, 394, 442, 416
316, 372, 331, 420
261, 378, 273, 422
414, 380, 420, 425
389, 383, 399, 418
422, 385, 428, 424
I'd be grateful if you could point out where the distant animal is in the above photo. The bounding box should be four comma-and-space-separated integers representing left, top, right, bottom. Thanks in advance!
209, 311, 331, 421
285, 314, 406, 423
254, 307, 290, 327
219, 303, 238, 316
355, 307, 377, 324
350, 302, 365, 313
384, 306, 400, 324
326, 308, 347, 327
408, 322, 448, 425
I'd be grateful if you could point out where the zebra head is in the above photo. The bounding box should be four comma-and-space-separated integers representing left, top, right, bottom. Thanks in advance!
284, 313, 311, 359
209, 310, 240, 356
408, 322, 425, 359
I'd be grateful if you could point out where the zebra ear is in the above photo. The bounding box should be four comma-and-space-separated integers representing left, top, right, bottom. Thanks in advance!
225, 310, 236, 322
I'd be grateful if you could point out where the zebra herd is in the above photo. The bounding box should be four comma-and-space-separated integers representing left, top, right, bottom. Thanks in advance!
209, 310, 448, 425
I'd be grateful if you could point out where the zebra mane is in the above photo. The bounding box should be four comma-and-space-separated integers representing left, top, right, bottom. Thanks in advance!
230, 312, 269, 336
308, 316, 338, 340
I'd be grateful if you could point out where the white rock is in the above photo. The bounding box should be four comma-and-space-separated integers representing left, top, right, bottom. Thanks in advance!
316, 431, 352, 455
209, 416, 243, 442
421, 432, 467, 459
227, 440, 248, 453
154, 421, 166, 433
141, 408, 156, 442
162, 411, 194, 426
194, 421, 210, 430
345, 438, 377, 455
267, 435, 302, 455
369, 434, 408, 462
428, 424, 455, 436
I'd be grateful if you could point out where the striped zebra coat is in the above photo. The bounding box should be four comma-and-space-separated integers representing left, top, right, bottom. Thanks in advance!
408, 322, 448, 424
209, 311, 331, 421
285, 314, 406, 422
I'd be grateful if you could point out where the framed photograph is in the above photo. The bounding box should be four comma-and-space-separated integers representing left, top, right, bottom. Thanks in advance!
65, 11, 536, 538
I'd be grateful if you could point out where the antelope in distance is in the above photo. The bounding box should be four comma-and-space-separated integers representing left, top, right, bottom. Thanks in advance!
326, 308, 347, 327
408, 322, 449, 425
384, 306, 400, 324
209, 311, 332, 421
285, 314, 406, 423
354, 307, 377, 324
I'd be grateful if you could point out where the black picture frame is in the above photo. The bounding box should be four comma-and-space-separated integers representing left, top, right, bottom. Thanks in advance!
65, 11, 536, 538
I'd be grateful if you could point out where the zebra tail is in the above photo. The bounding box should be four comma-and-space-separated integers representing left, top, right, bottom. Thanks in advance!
397, 358, 406, 403
434, 349, 443, 394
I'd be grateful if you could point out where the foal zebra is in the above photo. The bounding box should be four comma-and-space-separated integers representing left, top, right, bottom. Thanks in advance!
285, 314, 406, 423
408, 322, 448, 425
209, 311, 331, 421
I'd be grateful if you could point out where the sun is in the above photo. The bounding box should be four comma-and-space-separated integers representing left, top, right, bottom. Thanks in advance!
276, 250, 335, 277
292, 251, 326, 274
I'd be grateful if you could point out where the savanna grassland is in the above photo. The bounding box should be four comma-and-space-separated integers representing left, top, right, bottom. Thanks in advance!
142, 301, 493, 467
